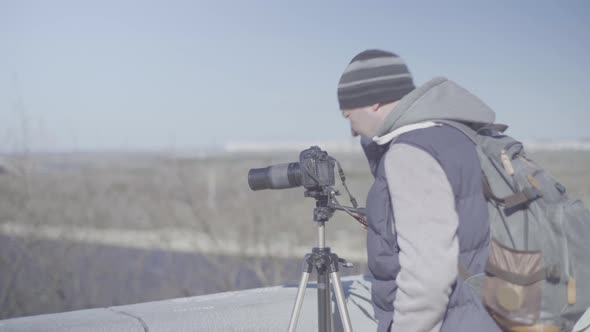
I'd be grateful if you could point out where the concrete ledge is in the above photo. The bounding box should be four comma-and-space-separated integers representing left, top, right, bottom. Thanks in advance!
0, 307, 145, 332
0, 275, 378, 332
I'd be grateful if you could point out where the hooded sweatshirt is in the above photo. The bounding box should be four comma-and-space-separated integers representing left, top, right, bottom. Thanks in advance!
363, 77, 501, 332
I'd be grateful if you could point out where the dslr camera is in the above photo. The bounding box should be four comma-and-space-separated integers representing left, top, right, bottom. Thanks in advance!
248, 146, 335, 192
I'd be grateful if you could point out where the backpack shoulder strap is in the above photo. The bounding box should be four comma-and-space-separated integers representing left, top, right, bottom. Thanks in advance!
434, 119, 508, 145
434, 120, 478, 143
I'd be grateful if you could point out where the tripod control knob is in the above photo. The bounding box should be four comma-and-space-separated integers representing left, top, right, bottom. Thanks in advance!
338, 258, 354, 268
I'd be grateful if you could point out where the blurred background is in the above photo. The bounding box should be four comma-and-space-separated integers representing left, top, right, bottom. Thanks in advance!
1, 0, 589, 319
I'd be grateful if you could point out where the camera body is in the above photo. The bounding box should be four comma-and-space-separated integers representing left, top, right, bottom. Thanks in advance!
298, 146, 335, 190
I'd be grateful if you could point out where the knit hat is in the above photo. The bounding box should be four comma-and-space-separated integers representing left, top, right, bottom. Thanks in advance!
337, 49, 415, 110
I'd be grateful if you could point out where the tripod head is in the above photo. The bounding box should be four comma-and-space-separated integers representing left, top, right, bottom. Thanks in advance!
303, 185, 335, 223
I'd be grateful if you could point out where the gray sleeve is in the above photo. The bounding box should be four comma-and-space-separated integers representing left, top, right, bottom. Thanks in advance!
384, 143, 459, 332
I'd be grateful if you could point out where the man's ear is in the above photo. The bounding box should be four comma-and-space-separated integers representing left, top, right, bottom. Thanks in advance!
370, 103, 381, 112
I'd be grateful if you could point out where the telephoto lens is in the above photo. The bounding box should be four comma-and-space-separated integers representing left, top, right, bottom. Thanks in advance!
248, 162, 302, 190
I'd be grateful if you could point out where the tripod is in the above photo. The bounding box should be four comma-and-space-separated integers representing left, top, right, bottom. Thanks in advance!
287, 191, 353, 332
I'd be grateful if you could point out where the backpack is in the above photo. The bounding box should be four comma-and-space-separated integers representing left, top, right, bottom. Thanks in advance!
441, 120, 590, 332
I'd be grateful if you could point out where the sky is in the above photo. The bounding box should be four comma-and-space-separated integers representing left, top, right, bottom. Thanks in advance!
1, 0, 589, 152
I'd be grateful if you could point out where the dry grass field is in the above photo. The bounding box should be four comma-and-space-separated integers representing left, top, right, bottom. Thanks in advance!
1, 149, 589, 319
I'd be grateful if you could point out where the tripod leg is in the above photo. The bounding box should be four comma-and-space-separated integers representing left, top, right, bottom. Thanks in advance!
330, 271, 353, 332
318, 270, 330, 332
327, 277, 333, 332
288, 254, 313, 332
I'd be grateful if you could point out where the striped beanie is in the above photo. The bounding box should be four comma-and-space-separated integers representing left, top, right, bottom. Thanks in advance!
337, 49, 415, 110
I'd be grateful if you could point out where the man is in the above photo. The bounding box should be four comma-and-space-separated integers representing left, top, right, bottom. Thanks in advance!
337, 49, 501, 332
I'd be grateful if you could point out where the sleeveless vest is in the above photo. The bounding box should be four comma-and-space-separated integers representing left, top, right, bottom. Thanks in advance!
363, 125, 500, 332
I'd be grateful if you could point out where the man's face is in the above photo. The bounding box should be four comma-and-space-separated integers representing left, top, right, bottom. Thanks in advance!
341, 105, 381, 137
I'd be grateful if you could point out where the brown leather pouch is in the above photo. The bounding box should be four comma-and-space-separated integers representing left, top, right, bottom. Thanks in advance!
483, 239, 547, 331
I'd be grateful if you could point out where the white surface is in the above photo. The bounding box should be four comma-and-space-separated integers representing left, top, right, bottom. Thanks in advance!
0, 275, 378, 332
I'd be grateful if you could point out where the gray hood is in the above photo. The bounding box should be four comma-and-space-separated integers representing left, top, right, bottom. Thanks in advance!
376, 77, 496, 137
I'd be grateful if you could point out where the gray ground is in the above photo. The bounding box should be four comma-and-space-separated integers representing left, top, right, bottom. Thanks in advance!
1, 149, 589, 319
